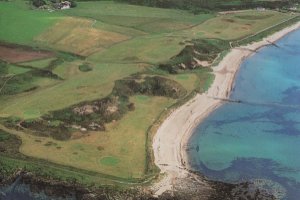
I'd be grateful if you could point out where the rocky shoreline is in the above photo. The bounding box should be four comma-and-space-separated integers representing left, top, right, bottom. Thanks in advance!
0, 169, 278, 200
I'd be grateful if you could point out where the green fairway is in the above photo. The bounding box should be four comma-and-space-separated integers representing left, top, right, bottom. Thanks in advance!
0, 1, 62, 45
62, 1, 214, 33
185, 10, 292, 40
19, 58, 57, 69
0, 62, 144, 119
7, 64, 31, 75
89, 34, 185, 64
11, 96, 174, 178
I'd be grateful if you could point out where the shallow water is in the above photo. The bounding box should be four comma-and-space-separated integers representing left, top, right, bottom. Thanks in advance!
188, 28, 300, 199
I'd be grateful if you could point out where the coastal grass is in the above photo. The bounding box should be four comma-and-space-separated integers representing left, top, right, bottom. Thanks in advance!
235, 15, 300, 46
11, 96, 174, 178
0, 62, 144, 119
0, 156, 139, 186
169, 73, 198, 94
0, 125, 146, 186
182, 10, 292, 40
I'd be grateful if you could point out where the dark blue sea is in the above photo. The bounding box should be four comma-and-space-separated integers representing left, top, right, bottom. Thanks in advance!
188, 28, 300, 200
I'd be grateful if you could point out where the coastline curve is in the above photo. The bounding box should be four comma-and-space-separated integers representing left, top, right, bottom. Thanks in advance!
151, 21, 300, 197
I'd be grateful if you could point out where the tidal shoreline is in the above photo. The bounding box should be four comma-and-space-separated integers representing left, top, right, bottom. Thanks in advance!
152, 21, 300, 196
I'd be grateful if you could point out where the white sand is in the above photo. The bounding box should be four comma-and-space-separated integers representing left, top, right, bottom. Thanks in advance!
152, 21, 300, 196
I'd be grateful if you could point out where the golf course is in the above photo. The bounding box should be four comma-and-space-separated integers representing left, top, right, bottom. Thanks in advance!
0, 0, 299, 188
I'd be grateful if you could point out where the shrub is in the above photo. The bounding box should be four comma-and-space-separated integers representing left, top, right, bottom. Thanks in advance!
78, 63, 92, 72
31, 0, 46, 7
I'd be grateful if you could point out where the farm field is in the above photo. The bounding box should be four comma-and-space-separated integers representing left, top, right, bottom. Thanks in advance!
0, 0, 299, 185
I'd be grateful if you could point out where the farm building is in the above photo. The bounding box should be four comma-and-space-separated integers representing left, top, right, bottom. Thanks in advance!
60, 1, 71, 9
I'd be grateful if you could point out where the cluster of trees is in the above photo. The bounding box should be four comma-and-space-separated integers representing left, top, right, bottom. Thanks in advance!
114, 0, 297, 11
30, 0, 299, 10
115, 0, 217, 10
31, 0, 46, 7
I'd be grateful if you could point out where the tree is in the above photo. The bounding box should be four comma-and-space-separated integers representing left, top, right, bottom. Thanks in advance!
31, 0, 46, 7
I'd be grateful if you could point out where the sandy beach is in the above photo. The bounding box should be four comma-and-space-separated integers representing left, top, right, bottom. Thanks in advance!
152, 21, 300, 196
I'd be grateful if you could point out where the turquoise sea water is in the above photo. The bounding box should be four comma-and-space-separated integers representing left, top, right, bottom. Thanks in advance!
188, 28, 300, 199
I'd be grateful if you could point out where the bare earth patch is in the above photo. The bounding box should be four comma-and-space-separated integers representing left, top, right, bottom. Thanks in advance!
0, 44, 54, 63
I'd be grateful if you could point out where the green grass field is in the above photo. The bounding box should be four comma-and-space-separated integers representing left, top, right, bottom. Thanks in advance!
7, 64, 31, 75
62, 1, 214, 33
19, 58, 57, 69
88, 34, 186, 64
0, 61, 144, 119
12, 96, 174, 178
0, 0, 298, 185
0, 1, 62, 45
187, 10, 292, 40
